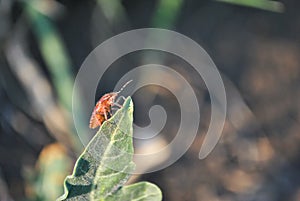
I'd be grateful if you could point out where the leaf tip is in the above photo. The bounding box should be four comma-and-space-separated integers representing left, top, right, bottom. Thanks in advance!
123, 96, 133, 111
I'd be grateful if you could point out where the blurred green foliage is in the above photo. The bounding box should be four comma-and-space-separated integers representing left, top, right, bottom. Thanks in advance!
217, 0, 284, 12
25, 0, 85, 153
25, 1, 74, 113
152, 0, 184, 28
26, 144, 72, 201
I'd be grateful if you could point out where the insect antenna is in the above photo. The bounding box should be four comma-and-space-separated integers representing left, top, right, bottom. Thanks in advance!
116, 80, 133, 94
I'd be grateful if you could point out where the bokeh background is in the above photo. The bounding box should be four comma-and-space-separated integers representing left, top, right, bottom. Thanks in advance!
1, 0, 300, 201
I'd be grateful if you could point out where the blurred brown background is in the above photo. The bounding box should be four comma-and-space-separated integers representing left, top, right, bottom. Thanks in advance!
0, 0, 300, 201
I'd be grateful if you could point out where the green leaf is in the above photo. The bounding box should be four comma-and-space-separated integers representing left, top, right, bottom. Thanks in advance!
216, 0, 284, 13
58, 97, 162, 201
24, 0, 85, 152
106, 182, 162, 201
25, 1, 74, 112
151, 0, 184, 28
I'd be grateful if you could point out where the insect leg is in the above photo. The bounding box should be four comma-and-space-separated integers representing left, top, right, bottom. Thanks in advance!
113, 96, 126, 108
116, 95, 126, 102
108, 108, 113, 116
113, 103, 123, 108
103, 109, 108, 120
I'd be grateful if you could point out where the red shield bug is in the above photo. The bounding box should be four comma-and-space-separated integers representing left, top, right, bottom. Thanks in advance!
89, 80, 132, 129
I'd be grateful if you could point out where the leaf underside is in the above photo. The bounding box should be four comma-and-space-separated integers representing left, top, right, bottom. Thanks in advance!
58, 97, 162, 201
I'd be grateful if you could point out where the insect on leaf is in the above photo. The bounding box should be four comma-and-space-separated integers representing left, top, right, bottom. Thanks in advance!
57, 97, 162, 201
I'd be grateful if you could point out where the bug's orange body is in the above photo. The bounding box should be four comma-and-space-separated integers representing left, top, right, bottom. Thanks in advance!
89, 80, 132, 129
89, 92, 118, 129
